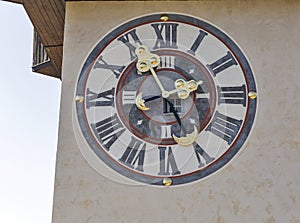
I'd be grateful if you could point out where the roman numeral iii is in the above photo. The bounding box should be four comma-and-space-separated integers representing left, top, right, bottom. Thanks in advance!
217, 85, 246, 106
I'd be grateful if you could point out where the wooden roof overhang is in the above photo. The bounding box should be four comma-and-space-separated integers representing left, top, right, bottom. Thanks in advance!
4, 0, 65, 79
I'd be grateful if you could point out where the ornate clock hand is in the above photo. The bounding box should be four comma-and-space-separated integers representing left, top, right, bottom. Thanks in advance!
135, 44, 204, 100
149, 67, 170, 98
165, 99, 198, 146
135, 44, 171, 98
167, 79, 204, 99
135, 93, 161, 110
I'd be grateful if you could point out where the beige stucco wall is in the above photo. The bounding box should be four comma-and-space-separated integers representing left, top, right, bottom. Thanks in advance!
52, 1, 300, 222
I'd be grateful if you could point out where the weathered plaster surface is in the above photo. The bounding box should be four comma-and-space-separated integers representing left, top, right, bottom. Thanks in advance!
52, 1, 300, 222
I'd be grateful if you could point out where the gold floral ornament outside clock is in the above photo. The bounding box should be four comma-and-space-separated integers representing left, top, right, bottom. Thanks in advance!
74, 13, 258, 186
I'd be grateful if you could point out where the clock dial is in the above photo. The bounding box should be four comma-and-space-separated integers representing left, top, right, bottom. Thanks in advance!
75, 13, 257, 186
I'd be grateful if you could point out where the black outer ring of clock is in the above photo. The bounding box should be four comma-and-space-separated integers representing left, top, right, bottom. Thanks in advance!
75, 13, 257, 186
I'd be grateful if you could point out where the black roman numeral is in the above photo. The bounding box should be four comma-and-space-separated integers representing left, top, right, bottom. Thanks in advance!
193, 142, 215, 168
206, 111, 242, 144
151, 23, 178, 49
94, 55, 125, 79
158, 146, 180, 175
207, 51, 237, 77
188, 30, 208, 55
119, 137, 146, 172
86, 88, 115, 108
217, 85, 246, 107
92, 114, 126, 151
117, 29, 142, 60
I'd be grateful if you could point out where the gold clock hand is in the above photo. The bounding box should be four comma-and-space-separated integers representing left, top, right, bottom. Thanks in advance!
135, 93, 161, 111
135, 44, 203, 100
135, 92, 150, 111
135, 44, 170, 98
167, 79, 203, 99
173, 125, 198, 146
149, 67, 170, 98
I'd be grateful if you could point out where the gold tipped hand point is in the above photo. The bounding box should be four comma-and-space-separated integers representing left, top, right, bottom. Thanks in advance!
135, 92, 150, 111
173, 125, 198, 146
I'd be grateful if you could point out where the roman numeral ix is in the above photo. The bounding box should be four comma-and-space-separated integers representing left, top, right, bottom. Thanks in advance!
86, 87, 115, 108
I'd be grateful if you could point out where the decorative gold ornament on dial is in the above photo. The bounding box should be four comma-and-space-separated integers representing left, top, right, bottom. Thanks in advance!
172, 125, 198, 146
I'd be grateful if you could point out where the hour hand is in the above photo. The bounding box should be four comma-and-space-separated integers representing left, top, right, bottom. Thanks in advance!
135, 92, 161, 111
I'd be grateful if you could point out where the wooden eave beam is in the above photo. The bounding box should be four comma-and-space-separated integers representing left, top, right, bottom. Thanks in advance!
23, 0, 65, 79
4, 0, 23, 3
3, 0, 65, 79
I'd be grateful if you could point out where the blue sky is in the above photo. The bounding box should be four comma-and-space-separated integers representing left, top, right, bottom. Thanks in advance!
0, 2, 61, 222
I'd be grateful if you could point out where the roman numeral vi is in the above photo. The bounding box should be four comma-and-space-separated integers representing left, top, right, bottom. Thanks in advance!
158, 146, 180, 175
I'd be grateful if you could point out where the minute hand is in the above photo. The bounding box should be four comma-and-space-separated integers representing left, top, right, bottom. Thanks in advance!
149, 67, 203, 99
168, 79, 203, 99
135, 44, 202, 99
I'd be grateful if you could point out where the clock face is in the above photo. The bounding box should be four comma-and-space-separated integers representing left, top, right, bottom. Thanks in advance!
74, 13, 257, 186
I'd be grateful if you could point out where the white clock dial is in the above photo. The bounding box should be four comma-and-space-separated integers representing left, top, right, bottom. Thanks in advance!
74, 13, 257, 186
